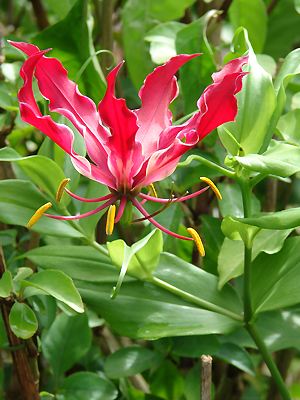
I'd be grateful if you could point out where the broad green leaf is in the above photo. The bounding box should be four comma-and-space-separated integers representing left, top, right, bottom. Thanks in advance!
184, 363, 200, 400
107, 230, 163, 297
215, 343, 255, 375
0, 271, 13, 297
0, 147, 65, 199
221, 216, 259, 246
0, 229, 17, 247
172, 335, 220, 358
122, 0, 155, 89
218, 183, 260, 218
218, 28, 276, 155
145, 22, 184, 64
149, 0, 196, 21
57, 372, 117, 400
9, 302, 38, 339
25, 245, 118, 283
233, 140, 300, 177
176, 11, 216, 113
218, 229, 292, 289
251, 237, 300, 313
0, 88, 18, 111
24, 270, 84, 313
265, 0, 300, 59
34, 0, 105, 102
150, 360, 184, 400
78, 252, 242, 339
0, 180, 83, 238
277, 109, 300, 146
226, 308, 300, 352
42, 313, 91, 379
235, 208, 300, 230
228, 0, 267, 53
104, 346, 161, 379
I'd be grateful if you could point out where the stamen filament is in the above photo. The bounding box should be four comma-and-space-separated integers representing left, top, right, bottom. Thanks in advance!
148, 184, 158, 198
187, 227, 205, 256
56, 178, 70, 202
106, 205, 116, 235
65, 188, 114, 203
44, 197, 117, 220
138, 186, 209, 204
200, 177, 222, 200
27, 202, 52, 228
132, 198, 193, 241
115, 196, 127, 223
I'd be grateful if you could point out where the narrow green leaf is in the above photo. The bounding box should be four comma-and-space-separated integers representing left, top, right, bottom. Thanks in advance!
236, 208, 300, 230
9, 302, 38, 339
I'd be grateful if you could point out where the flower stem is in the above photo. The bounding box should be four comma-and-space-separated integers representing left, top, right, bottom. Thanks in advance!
151, 276, 243, 322
239, 178, 291, 400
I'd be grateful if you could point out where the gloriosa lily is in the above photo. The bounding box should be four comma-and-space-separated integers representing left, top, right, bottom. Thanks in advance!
9, 41, 248, 253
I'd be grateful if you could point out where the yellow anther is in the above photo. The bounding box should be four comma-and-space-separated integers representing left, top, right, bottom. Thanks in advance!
56, 178, 70, 203
148, 184, 158, 198
200, 177, 222, 200
187, 227, 205, 257
26, 202, 52, 228
106, 205, 116, 236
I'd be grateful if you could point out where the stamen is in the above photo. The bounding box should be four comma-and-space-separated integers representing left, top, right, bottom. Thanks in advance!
56, 178, 70, 203
115, 197, 127, 223
106, 205, 116, 235
132, 198, 193, 241
45, 197, 117, 220
148, 184, 158, 198
187, 228, 205, 256
27, 202, 52, 228
65, 188, 114, 203
200, 177, 222, 200
138, 186, 209, 204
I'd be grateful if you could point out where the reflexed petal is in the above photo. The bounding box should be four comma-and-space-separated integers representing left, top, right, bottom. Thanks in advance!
9, 40, 110, 169
135, 54, 200, 157
17, 50, 116, 188
190, 55, 248, 139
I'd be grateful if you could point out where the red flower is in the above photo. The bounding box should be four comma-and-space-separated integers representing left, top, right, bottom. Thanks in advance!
9, 41, 247, 252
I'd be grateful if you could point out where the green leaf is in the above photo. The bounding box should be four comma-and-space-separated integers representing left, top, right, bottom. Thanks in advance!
0, 180, 83, 238
24, 270, 84, 313
233, 140, 300, 177
78, 252, 242, 339
57, 372, 117, 400
104, 346, 161, 379
149, 0, 196, 21
218, 183, 260, 218
228, 0, 267, 53
218, 229, 292, 289
221, 216, 259, 246
9, 302, 38, 339
218, 28, 276, 155
215, 342, 255, 375
0, 147, 65, 199
107, 230, 163, 297
176, 11, 216, 113
145, 22, 184, 64
25, 245, 117, 283
42, 313, 91, 379
150, 360, 184, 400
277, 109, 300, 146
235, 208, 300, 230
172, 335, 220, 358
34, 0, 106, 102
251, 237, 300, 313
122, 0, 155, 89
0, 229, 17, 247
0, 271, 13, 297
